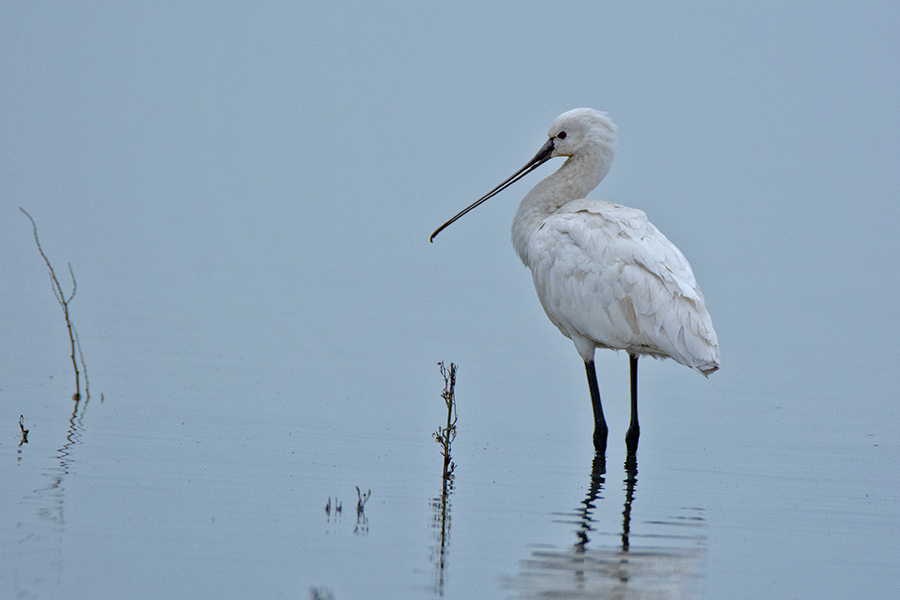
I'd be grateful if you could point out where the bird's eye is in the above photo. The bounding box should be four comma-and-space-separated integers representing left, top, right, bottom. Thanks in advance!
557, 131, 567, 140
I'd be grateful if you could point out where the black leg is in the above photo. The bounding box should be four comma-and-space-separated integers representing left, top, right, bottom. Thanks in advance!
584, 360, 608, 454
625, 354, 640, 455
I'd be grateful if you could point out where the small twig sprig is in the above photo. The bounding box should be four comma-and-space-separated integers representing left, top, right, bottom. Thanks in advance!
433, 362, 458, 477
18, 415, 29, 446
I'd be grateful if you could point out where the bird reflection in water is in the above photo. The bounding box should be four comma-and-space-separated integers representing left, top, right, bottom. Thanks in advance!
511, 452, 705, 599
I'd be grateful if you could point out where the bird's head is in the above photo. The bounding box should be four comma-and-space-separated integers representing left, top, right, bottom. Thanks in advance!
429, 108, 617, 242
546, 108, 617, 160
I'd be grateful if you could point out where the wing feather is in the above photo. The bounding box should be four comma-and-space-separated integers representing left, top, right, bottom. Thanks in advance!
526, 200, 719, 374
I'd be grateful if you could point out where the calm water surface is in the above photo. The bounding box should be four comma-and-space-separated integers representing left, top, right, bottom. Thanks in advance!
1, 290, 897, 599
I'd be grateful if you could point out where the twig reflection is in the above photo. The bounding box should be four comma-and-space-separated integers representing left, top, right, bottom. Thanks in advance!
44, 395, 92, 523
12, 395, 92, 598
430, 460, 454, 597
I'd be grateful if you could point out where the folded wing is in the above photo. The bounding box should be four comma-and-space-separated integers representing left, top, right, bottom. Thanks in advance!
526, 200, 719, 375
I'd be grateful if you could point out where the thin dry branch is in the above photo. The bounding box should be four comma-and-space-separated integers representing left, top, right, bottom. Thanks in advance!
434, 362, 458, 477
20, 207, 88, 401
72, 325, 89, 400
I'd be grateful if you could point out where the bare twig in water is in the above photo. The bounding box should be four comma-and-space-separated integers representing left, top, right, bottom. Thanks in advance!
431, 362, 458, 596
19, 415, 29, 446
20, 208, 89, 401
355, 486, 371, 515
354, 486, 371, 535
434, 362, 458, 477
324, 497, 343, 518
72, 325, 89, 400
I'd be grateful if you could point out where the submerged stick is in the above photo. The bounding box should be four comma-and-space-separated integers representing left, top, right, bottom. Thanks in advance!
20, 208, 88, 401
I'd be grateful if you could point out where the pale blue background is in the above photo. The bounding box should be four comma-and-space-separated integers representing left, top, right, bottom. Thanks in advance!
2, 3, 898, 598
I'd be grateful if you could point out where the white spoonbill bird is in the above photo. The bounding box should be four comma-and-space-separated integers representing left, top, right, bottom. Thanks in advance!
430, 108, 719, 455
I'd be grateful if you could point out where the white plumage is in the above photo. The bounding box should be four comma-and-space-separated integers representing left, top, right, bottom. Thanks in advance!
432, 108, 719, 455
526, 200, 718, 374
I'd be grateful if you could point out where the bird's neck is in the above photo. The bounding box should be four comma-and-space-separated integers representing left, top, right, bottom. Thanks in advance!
511, 147, 612, 264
